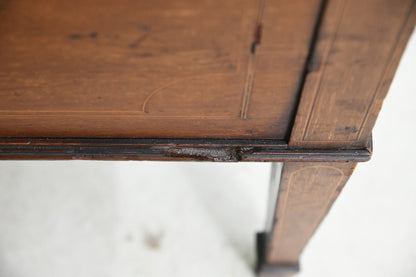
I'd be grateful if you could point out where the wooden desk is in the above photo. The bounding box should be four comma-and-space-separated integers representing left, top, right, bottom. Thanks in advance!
1, 0, 415, 275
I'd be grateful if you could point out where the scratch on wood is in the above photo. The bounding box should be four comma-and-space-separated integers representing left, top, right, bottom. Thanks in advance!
129, 32, 149, 48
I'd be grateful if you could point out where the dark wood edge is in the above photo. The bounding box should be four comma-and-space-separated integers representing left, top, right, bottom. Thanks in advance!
0, 137, 372, 162
256, 232, 300, 276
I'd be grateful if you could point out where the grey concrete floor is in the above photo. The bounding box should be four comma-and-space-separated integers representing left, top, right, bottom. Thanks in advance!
0, 29, 415, 277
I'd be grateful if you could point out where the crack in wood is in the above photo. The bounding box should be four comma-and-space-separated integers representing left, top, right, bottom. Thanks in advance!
240, 0, 266, 120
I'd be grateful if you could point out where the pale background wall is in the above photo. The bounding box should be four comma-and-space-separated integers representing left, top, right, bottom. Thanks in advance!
0, 29, 415, 277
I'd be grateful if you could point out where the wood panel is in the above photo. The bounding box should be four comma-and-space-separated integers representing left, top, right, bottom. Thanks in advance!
290, 0, 416, 148
0, 0, 322, 139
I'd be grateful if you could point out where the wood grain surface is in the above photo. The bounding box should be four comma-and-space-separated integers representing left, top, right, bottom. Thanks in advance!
266, 162, 357, 265
289, 0, 416, 148
0, 0, 322, 139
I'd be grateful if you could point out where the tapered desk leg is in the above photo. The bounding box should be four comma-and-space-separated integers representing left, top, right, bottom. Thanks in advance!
257, 162, 357, 276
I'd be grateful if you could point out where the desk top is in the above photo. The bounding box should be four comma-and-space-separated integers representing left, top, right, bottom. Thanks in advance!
0, 0, 414, 160
0, 0, 321, 139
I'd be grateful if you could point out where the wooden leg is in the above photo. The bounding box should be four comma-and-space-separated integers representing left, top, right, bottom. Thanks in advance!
257, 162, 357, 276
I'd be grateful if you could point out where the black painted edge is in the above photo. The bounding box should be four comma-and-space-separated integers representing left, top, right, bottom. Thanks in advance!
256, 232, 300, 276
0, 137, 372, 162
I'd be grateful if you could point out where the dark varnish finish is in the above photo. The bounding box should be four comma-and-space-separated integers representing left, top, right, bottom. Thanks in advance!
0, 138, 371, 162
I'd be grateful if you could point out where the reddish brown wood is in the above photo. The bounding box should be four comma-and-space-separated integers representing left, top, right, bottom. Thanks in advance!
258, 162, 356, 276
0, 0, 322, 139
258, 1, 416, 275
0, 1, 414, 276
289, 0, 416, 148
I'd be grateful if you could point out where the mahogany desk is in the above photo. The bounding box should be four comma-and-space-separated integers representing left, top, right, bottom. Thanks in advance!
0, 0, 415, 276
